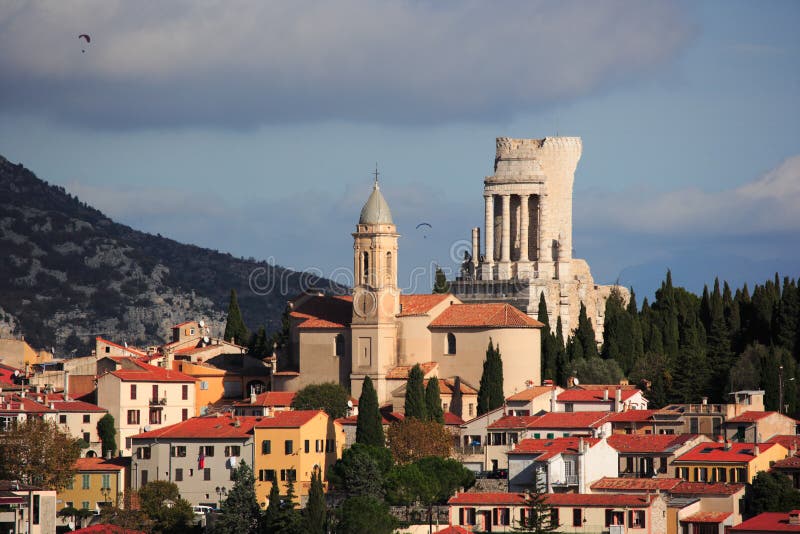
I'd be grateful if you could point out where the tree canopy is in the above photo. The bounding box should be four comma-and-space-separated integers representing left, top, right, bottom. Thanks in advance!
404, 363, 427, 420
477, 339, 504, 415
212, 462, 260, 534
224, 288, 250, 345
356, 376, 384, 446
291, 382, 351, 419
0, 417, 80, 490
97, 413, 117, 457
387, 418, 452, 464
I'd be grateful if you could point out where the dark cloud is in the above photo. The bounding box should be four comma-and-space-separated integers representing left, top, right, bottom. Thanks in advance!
0, 1, 693, 129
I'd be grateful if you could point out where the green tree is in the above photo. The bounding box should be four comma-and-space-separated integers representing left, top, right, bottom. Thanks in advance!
97, 413, 117, 457
537, 293, 556, 382
356, 376, 384, 446
477, 339, 504, 415
304, 469, 326, 534
291, 382, 350, 419
572, 357, 623, 385
629, 352, 671, 408
248, 326, 269, 358
334, 496, 396, 534
138, 480, 194, 534
748, 471, 800, 517
0, 418, 80, 490
554, 317, 568, 387
513, 490, 558, 533
272, 477, 302, 533
574, 302, 599, 359
433, 266, 450, 294
449, 376, 463, 418
329, 444, 392, 497
425, 377, 444, 423
212, 462, 260, 534
224, 289, 250, 345
404, 364, 428, 420
414, 456, 475, 503
387, 419, 452, 464
263, 482, 281, 531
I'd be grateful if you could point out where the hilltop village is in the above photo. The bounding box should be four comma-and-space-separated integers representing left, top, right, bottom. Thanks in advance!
1, 138, 798, 534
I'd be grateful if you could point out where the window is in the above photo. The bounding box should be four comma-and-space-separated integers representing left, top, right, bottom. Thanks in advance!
550, 508, 559, 526
285, 440, 293, 455
182, 409, 188, 421
258, 469, 276, 482
83, 414, 91, 423
127, 410, 140, 425
171, 446, 187, 457
66, 501, 73, 508
565, 403, 574, 412
66, 478, 74, 490
316, 439, 324, 453
460, 507, 476, 526
605, 510, 625, 527
468, 404, 474, 417
182, 385, 189, 400
33, 494, 40, 524
175, 469, 183, 482
334, 334, 345, 357
629, 510, 645, 528
204, 468, 211, 481
546, 433, 555, 439
493, 507, 510, 526
446, 333, 457, 355
82, 501, 90, 510
200, 381, 209, 390
137, 447, 151, 459
361, 251, 369, 284
262, 440, 272, 454
149, 408, 162, 425
199, 446, 215, 457
689, 417, 699, 434
83, 432, 91, 443
305, 440, 310, 454
573, 508, 582, 527
101, 474, 110, 489
280, 469, 296, 482
152, 384, 159, 402
326, 439, 335, 453
82, 474, 90, 489
385, 251, 392, 280
224, 446, 241, 457
59, 414, 67, 424
141, 470, 148, 486
105, 346, 110, 353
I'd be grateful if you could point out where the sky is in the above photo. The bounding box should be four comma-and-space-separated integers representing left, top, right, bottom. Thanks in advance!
1, 0, 798, 299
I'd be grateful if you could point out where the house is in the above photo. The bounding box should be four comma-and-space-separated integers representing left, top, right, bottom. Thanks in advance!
730, 510, 800, 533
0, 337, 53, 369
524, 411, 613, 439
0, 392, 56, 430
507, 437, 618, 493
95, 357, 196, 454
672, 440, 788, 483
335, 408, 403, 448
607, 434, 710, 478
0, 479, 57, 534
447, 491, 667, 533
505, 383, 562, 416
723, 411, 797, 443
607, 410, 660, 435
653, 391, 766, 437
389, 377, 478, 419
485, 415, 541, 471
25, 393, 108, 456
252, 410, 344, 507
456, 406, 507, 472
556, 385, 648, 413
670, 481, 746, 528
769, 449, 800, 490
233, 391, 296, 416
130, 414, 261, 508
59, 457, 128, 515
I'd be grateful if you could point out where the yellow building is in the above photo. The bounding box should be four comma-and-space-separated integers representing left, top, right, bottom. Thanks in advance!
0, 337, 52, 369
60, 457, 127, 513
672, 441, 788, 484
252, 410, 344, 507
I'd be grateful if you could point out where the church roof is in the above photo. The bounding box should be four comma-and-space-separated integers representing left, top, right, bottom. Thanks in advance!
398, 294, 452, 316
359, 181, 393, 224
291, 295, 353, 329
428, 303, 543, 329
386, 362, 438, 379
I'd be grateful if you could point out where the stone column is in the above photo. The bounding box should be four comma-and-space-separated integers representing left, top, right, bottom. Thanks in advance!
484, 195, 494, 262
519, 194, 529, 262
501, 194, 511, 263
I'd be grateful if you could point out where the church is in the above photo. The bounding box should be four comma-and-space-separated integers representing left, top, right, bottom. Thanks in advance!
276, 179, 543, 410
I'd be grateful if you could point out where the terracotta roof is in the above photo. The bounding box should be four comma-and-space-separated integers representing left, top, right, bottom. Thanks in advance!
337, 411, 404, 426
290, 295, 352, 329
107, 359, 196, 383
444, 412, 465, 425
526, 411, 611, 430
171, 321, 196, 328
773, 454, 800, 470
506, 386, 558, 402
254, 410, 325, 428
591, 477, 682, 491
73, 457, 126, 472
0, 393, 55, 413
95, 337, 148, 357
726, 410, 782, 423
671, 481, 745, 496
606, 409, 658, 423
428, 303, 543, 329
509, 437, 601, 460
683, 511, 731, 524
233, 391, 296, 407
674, 442, 783, 463
607, 434, 698, 454
544, 493, 654, 507
448, 492, 527, 505
768, 435, 800, 450
731, 512, 800, 532
174, 344, 225, 356
434, 527, 471, 534
131, 415, 263, 439
51, 400, 107, 413
577, 384, 640, 391
386, 362, 438, 379
487, 415, 541, 430
424, 378, 478, 396
558, 387, 641, 403
398, 294, 451, 316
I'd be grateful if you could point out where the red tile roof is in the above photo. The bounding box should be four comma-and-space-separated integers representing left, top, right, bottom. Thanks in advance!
674, 441, 784, 463
73, 457, 126, 472
671, 481, 745, 496
434, 527, 471, 534
428, 303, 543, 329
506, 386, 558, 402
290, 295, 352, 329
544, 493, 654, 508
233, 391, 296, 407
254, 410, 325, 428
131, 415, 263, 439
337, 411, 404, 426
171, 321, 196, 328
509, 437, 601, 460
424, 378, 478, 396
526, 411, 611, 430
51, 400, 107, 413
606, 409, 658, 423
607, 433, 698, 454
773, 454, 800, 469
0, 393, 55, 414
591, 477, 682, 491
174, 344, 224, 356
731, 512, 800, 532
449, 492, 527, 505
558, 387, 641, 403
768, 435, 800, 450
444, 412, 465, 426
386, 362, 438, 379
726, 410, 783, 423
107, 359, 197, 383
683, 511, 732, 523
398, 294, 451, 316
487, 415, 541, 430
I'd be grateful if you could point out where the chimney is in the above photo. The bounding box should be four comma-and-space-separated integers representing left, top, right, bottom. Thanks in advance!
701, 397, 708, 405
789, 510, 800, 525
603, 389, 609, 402
615, 388, 622, 412
717, 435, 725, 443
63, 371, 70, 401
105, 450, 112, 460
724, 440, 732, 451
550, 387, 557, 412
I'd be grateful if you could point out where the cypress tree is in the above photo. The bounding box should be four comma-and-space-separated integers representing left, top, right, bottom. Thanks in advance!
356, 376, 384, 446
224, 289, 250, 345
214, 462, 260, 534
575, 302, 599, 359
449, 376, 463, 418
263, 482, 281, 531
775, 277, 799, 356
555, 317, 568, 387
425, 378, 445, 423
477, 339, 504, 414
404, 364, 427, 420
707, 280, 733, 402
537, 293, 556, 381
304, 470, 326, 534
433, 267, 450, 294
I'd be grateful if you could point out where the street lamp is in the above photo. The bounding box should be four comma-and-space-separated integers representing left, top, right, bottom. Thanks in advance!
779, 365, 795, 415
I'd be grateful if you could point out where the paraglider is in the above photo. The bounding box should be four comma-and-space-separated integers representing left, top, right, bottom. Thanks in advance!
78, 34, 91, 53
416, 222, 432, 239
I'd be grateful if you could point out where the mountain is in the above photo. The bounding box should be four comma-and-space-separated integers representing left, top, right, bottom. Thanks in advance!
0, 154, 337, 355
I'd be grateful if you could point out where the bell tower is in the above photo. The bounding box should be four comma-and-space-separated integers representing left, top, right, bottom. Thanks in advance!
350, 176, 399, 402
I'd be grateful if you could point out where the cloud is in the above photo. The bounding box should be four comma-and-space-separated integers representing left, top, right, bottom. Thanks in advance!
0, 0, 693, 129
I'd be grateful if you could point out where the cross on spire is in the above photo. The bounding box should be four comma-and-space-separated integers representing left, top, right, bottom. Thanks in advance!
372, 163, 379, 188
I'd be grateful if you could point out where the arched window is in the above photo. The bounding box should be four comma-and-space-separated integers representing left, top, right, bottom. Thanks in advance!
361, 251, 369, 284
385, 251, 392, 281
446, 333, 457, 355
334, 333, 345, 357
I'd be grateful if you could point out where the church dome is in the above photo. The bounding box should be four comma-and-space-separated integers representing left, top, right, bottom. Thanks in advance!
359, 181, 393, 224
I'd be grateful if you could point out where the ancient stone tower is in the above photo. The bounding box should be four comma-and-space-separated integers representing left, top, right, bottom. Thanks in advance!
452, 137, 623, 341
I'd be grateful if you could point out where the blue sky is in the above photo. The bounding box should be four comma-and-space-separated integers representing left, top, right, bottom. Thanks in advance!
1, 0, 798, 298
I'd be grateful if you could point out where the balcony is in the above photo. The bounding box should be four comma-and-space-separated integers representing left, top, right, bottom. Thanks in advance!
454, 445, 485, 456
149, 397, 167, 406
552, 474, 579, 486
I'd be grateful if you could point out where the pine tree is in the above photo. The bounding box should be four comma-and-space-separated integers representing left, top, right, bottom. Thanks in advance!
775, 277, 799, 356
477, 339, 504, 414
304, 470, 326, 534
263, 482, 281, 532
425, 378, 444, 423
273, 477, 302, 533
706, 279, 733, 402
433, 267, 450, 294
404, 364, 427, 420
356, 376, 384, 447
449, 376, 463, 418
213, 462, 260, 534
513, 490, 558, 532
223, 289, 250, 345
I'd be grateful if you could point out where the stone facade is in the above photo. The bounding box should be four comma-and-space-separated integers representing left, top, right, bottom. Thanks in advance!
452, 136, 626, 340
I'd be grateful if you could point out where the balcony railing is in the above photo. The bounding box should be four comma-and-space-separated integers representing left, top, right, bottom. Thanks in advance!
149, 398, 167, 406
454, 445, 485, 455
552, 474, 579, 486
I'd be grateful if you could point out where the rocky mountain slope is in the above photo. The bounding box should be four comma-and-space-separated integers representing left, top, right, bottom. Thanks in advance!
0, 155, 334, 355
